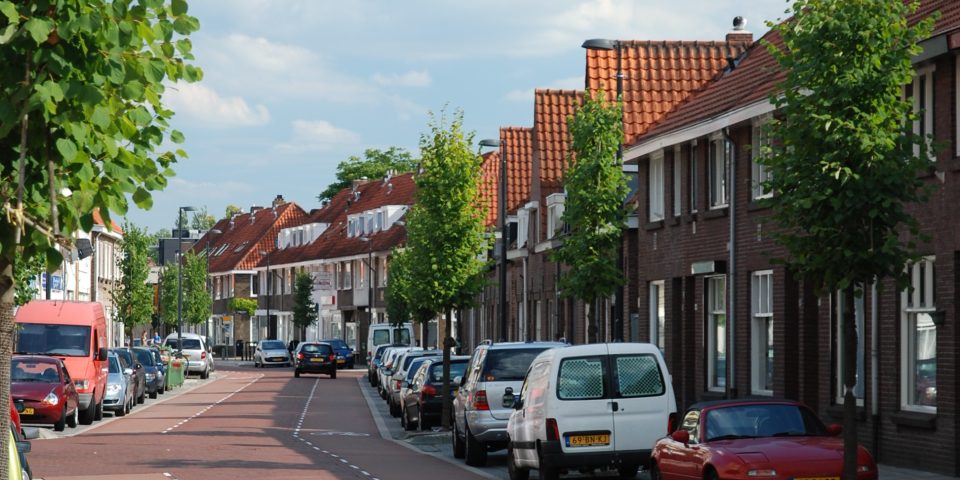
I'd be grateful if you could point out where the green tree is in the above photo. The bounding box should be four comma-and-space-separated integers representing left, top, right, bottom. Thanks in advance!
0, 1, 200, 466
316, 147, 418, 202
292, 272, 318, 339
148, 227, 171, 263
228, 297, 256, 317
158, 251, 209, 328
551, 90, 627, 344
384, 248, 412, 325
190, 206, 216, 230
112, 222, 153, 338
404, 109, 488, 429
225, 204, 242, 218
763, 1, 935, 476
13, 249, 44, 306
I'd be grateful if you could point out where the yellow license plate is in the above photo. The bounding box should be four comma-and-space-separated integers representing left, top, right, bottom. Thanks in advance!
22, 408, 33, 415
568, 434, 609, 447
337, 359, 345, 364
310, 358, 322, 362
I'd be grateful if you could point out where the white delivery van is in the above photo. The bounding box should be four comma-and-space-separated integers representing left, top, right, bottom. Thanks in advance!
367, 322, 414, 362
504, 343, 676, 480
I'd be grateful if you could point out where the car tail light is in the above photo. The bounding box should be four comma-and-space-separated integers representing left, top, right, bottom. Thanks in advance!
667, 412, 677, 433
546, 418, 560, 441
201, 351, 207, 360
473, 390, 489, 411
328, 354, 336, 361
421, 384, 437, 398
297, 353, 304, 360
395, 379, 401, 391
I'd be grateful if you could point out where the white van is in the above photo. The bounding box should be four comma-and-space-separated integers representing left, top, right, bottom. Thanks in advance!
504, 343, 676, 480
366, 322, 414, 364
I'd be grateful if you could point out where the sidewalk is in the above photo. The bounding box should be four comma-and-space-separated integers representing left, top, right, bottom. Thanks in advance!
879, 464, 957, 479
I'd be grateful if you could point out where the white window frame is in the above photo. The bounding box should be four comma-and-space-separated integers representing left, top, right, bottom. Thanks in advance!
689, 141, 699, 214
672, 146, 682, 217
834, 289, 865, 406
517, 209, 529, 248
751, 271, 773, 396
751, 115, 773, 200
912, 65, 935, 161
901, 256, 937, 412
706, 275, 727, 392
648, 151, 665, 222
708, 134, 729, 209
546, 193, 565, 239
649, 280, 665, 351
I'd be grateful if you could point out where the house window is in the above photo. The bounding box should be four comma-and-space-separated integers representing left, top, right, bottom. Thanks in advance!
250, 274, 258, 296
707, 275, 727, 392
708, 137, 730, 209
901, 256, 936, 411
517, 209, 529, 248
835, 289, 865, 405
649, 281, 665, 351
342, 262, 352, 289
546, 193, 565, 239
673, 147, 682, 217
910, 66, 935, 161
688, 142, 698, 213
751, 271, 773, 395
751, 117, 772, 199
648, 151, 665, 222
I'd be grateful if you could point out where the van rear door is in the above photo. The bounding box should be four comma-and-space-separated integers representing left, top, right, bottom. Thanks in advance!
555, 345, 615, 455
607, 343, 673, 454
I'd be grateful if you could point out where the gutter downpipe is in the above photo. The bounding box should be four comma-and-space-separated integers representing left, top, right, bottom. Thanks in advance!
871, 280, 879, 455
724, 127, 736, 399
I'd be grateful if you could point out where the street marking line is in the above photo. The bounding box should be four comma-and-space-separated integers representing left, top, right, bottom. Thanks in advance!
161, 374, 263, 434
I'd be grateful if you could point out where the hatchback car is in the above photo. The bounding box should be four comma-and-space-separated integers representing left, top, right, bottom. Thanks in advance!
164, 333, 214, 378
133, 347, 163, 398
254, 339, 292, 368
319, 338, 355, 369
103, 353, 135, 417
388, 350, 441, 417
293, 342, 337, 378
650, 399, 878, 480
402, 356, 470, 431
368, 344, 398, 386
111, 348, 145, 404
378, 347, 416, 399
11, 355, 80, 431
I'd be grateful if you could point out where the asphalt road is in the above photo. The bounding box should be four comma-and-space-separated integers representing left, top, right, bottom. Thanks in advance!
27, 363, 491, 480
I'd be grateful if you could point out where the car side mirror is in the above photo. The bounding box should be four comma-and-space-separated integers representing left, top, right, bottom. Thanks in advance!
827, 423, 842, 436
671, 430, 690, 445
123, 368, 133, 376
98, 347, 108, 361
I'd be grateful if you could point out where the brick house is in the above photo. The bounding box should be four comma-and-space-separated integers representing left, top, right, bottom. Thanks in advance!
624, 2, 960, 474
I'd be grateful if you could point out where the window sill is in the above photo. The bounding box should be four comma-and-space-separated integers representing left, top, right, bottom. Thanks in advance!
644, 220, 665, 231
703, 208, 728, 219
826, 403, 866, 422
890, 410, 937, 429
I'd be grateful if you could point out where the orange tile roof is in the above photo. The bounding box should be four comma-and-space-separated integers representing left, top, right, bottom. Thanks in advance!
195, 202, 308, 273
534, 89, 582, 196
478, 151, 500, 228
585, 39, 751, 145
502, 127, 534, 214
92, 208, 123, 234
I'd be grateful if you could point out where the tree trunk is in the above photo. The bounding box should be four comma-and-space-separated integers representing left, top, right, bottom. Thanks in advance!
0, 258, 16, 480
842, 287, 858, 480
441, 308, 452, 430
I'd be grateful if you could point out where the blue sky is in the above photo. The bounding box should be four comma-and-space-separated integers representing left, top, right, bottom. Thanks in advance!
125, 0, 794, 233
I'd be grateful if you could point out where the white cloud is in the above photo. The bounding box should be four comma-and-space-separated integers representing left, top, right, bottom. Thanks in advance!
504, 76, 583, 103
166, 83, 270, 127
372, 70, 432, 87
276, 120, 361, 153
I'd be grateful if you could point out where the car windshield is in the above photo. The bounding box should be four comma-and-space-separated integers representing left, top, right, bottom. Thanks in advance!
134, 349, 155, 366
11, 359, 59, 383
261, 341, 285, 350
481, 348, 552, 381
705, 404, 828, 440
429, 361, 468, 383
16, 323, 91, 357
108, 356, 121, 374
165, 338, 202, 350
113, 349, 133, 366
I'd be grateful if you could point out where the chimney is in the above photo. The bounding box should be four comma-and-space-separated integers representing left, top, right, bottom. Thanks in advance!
272, 195, 286, 208
726, 16, 753, 44
250, 205, 263, 214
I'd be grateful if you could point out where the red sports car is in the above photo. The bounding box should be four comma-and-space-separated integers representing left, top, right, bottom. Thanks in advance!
650, 399, 877, 480
11, 355, 80, 431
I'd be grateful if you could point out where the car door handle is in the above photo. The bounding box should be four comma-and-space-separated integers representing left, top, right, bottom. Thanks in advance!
610, 401, 619, 412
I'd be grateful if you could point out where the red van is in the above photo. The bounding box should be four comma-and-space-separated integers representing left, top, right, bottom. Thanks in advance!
15, 301, 109, 425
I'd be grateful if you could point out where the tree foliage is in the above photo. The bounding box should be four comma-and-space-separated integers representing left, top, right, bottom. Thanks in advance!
190, 206, 216, 230
224, 204, 242, 218
228, 297, 256, 317
13, 249, 44, 306
292, 271, 318, 335
112, 222, 153, 334
316, 147, 418, 202
551, 90, 626, 343
158, 251, 209, 327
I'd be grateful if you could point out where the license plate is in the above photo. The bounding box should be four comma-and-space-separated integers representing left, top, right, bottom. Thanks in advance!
567, 434, 609, 447
337, 359, 345, 364
22, 408, 33, 415
271, 357, 284, 361
310, 358, 323, 363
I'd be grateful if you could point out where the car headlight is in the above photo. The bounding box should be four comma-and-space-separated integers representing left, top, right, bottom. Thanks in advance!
145, 373, 156, 380
42, 392, 59, 406
747, 469, 777, 477
107, 384, 122, 394
74, 380, 89, 390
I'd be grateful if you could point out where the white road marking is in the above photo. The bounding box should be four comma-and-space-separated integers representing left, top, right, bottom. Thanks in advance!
161, 374, 262, 434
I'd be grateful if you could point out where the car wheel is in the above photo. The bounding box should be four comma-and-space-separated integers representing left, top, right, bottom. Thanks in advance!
507, 443, 530, 480
295, 369, 301, 378
149, 389, 158, 399
201, 367, 209, 379
54, 406, 67, 432
452, 420, 466, 458
648, 462, 662, 480
402, 407, 415, 431
330, 369, 337, 379
464, 424, 487, 467
704, 468, 719, 480
389, 399, 401, 418
94, 398, 104, 420
79, 404, 95, 425
67, 407, 78, 428
158, 383, 165, 395
117, 400, 127, 417
538, 449, 559, 480
618, 463, 639, 479
137, 387, 145, 404
416, 405, 426, 432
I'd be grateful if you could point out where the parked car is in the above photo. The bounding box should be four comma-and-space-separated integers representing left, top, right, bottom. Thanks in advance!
319, 338, 355, 369
147, 347, 166, 394
402, 356, 470, 431
395, 355, 444, 424
6, 428, 27, 480
504, 342, 677, 480
103, 353, 135, 417
253, 339, 292, 368
9, 400, 31, 480
293, 342, 337, 378
649, 399, 878, 480
10, 355, 80, 432
388, 350, 442, 417
164, 332, 214, 378
133, 347, 163, 398
452, 340, 566, 467
378, 347, 416, 399
367, 322, 414, 366
368, 344, 399, 386
111, 348, 145, 405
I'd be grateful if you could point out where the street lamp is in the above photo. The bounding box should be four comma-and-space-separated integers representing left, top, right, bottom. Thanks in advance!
582, 38, 625, 342
259, 250, 272, 340
176, 205, 196, 357
359, 236, 374, 364
479, 137, 508, 342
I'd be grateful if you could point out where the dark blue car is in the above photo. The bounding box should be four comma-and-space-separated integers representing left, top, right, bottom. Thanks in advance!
320, 338, 354, 369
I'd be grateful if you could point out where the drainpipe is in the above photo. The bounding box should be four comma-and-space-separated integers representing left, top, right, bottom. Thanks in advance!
724, 128, 736, 399
871, 280, 879, 455
523, 256, 529, 341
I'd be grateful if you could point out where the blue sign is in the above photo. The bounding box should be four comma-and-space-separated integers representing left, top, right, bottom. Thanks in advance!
41, 273, 63, 291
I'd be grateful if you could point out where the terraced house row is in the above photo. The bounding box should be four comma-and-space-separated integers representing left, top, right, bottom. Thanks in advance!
193, 1, 959, 475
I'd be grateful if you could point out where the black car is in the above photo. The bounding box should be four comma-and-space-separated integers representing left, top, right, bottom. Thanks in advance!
133, 347, 163, 398
401, 356, 470, 431
111, 348, 146, 404
293, 342, 337, 379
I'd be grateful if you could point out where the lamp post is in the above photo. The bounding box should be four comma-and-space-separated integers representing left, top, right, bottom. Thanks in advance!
204, 228, 222, 341
259, 250, 272, 340
582, 38, 625, 342
479, 137, 508, 342
176, 205, 196, 357
359, 236, 373, 365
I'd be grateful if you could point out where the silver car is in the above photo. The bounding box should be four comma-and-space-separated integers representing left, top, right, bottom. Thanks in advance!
254, 339, 292, 368
164, 333, 215, 379
388, 350, 442, 417
103, 353, 135, 416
